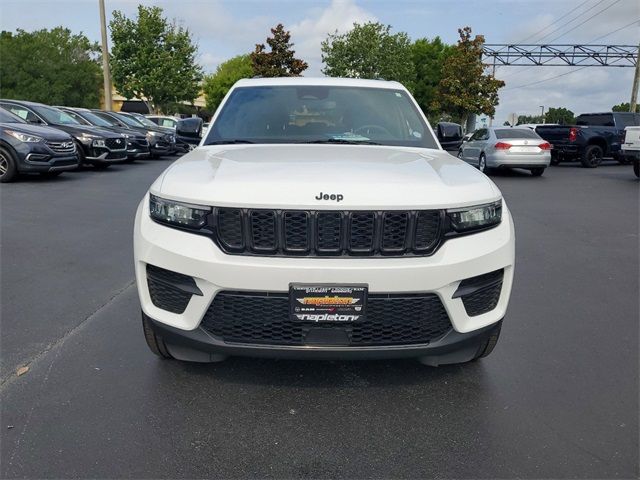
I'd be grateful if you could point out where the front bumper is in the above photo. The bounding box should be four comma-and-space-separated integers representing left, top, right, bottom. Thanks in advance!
134, 195, 515, 359
84, 147, 128, 163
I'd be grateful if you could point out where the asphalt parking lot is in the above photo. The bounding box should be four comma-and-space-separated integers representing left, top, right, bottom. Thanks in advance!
1, 158, 638, 479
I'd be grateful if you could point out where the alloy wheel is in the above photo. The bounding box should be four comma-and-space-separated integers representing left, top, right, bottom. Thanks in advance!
0, 153, 8, 176
479, 155, 486, 172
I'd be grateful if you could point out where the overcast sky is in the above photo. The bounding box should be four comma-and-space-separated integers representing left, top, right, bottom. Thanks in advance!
1, 0, 638, 124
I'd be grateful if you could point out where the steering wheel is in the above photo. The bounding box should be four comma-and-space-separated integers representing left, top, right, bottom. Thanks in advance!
354, 125, 392, 137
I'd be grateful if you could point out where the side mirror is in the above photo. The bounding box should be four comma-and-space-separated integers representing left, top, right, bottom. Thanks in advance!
176, 118, 203, 144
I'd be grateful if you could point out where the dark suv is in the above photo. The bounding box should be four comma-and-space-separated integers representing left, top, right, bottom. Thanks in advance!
91, 110, 175, 158
0, 107, 79, 182
0, 100, 127, 169
57, 107, 150, 161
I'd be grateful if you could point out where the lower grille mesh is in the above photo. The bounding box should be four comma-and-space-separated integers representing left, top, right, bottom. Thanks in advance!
461, 283, 502, 317
147, 265, 195, 314
201, 291, 452, 346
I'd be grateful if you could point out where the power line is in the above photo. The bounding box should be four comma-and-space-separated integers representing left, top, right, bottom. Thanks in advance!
546, 0, 624, 43
588, 18, 639, 42
535, 0, 608, 43
503, 65, 590, 90
516, 0, 592, 43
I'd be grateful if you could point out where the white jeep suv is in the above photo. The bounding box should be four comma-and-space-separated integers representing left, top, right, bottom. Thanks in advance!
134, 77, 515, 366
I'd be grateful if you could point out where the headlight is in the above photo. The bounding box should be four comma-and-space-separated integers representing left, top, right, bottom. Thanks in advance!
92, 139, 106, 147
147, 131, 162, 138
6, 130, 42, 143
149, 194, 211, 229
447, 200, 502, 233
79, 133, 100, 145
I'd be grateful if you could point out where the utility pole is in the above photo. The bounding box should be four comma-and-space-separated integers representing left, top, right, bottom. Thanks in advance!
630, 43, 639, 113
99, 0, 113, 111
488, 58, 496, 127
540, 105, 545, 123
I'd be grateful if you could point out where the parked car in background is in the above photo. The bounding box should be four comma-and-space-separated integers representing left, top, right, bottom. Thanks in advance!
0, 100, 127, 169
435, 122, 463, 152
128, 113, 186, 154
535, 112, 640, 168
622, 125, 640, 178
91, 110, 175, 158
458, 126, 551, 176
517, 123, 559, 130
0, 107, 79, 182
57, 107, 150, 161
146, 115, 178, 129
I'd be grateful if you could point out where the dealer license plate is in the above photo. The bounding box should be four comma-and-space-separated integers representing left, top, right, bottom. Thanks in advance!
289, 284, 368, 322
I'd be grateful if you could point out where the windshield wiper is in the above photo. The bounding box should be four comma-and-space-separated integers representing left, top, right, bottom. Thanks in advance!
303, 138, 381, 145
206, 140, 254, 145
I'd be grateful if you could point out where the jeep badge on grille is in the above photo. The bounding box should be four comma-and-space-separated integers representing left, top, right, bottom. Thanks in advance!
315, 192, 344, 202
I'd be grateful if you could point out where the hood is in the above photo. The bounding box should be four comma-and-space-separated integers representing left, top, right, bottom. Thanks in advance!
153, 144, 502, 210
49, 124, 123, 138
0, 122, 72, 141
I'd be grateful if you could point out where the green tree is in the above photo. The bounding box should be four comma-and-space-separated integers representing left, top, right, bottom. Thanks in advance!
0, 28, 101, 107
321, 22, 415, 89
545, 107, 575, 124
612, 102, 635, 112
109, 5, 203, 113
251, 24, 307, 77
203, 55, 253, 112
411, 37, 453, 120
517, 114, 544, 125
432, 27, 504, 127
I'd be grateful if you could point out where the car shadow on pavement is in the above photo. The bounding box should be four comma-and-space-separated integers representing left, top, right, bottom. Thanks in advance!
156, 356, 485, 389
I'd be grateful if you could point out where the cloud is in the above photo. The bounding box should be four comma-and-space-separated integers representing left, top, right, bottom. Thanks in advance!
494, 66, 633, 123
290, 0, 377, 75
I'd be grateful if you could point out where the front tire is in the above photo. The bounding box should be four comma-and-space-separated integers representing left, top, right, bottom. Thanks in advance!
473, 322, 502, 360
0, 146, 18, 183
530, 167, 545, 177
478, 153, 488, 174
581, 145, 603, 168
142, 312, 173, 359
634, 162, 639, 178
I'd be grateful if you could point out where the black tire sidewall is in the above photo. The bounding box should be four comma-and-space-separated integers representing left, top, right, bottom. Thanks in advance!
479, 154, 486, 172
0, 146, 18, 183
582, 145, 603, 168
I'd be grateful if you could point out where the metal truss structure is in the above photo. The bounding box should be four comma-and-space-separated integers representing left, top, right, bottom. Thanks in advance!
482, 44, 638, 67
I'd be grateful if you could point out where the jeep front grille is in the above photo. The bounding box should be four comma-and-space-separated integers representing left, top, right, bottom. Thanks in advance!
213, 208, 442, 257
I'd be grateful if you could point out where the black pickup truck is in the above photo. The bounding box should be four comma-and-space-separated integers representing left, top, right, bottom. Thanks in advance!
535, 112, 640, 168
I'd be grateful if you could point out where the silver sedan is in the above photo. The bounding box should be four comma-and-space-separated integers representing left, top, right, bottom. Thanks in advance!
458, 127, 551, 176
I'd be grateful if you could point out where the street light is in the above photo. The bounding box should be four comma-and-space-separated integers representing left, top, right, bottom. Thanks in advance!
540, 105, 545, 124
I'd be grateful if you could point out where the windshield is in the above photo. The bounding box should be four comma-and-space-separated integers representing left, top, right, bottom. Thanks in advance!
131, 114, 158, 128
205, 86, 438, 148
0, 108, 26, 123
78, 110, 114, 128
115, 113, 144, 128
494, 129, 541, 139
32, 105, 81, 125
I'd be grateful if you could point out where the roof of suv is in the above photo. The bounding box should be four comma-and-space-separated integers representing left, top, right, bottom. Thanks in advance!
233, 77, 405, 89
